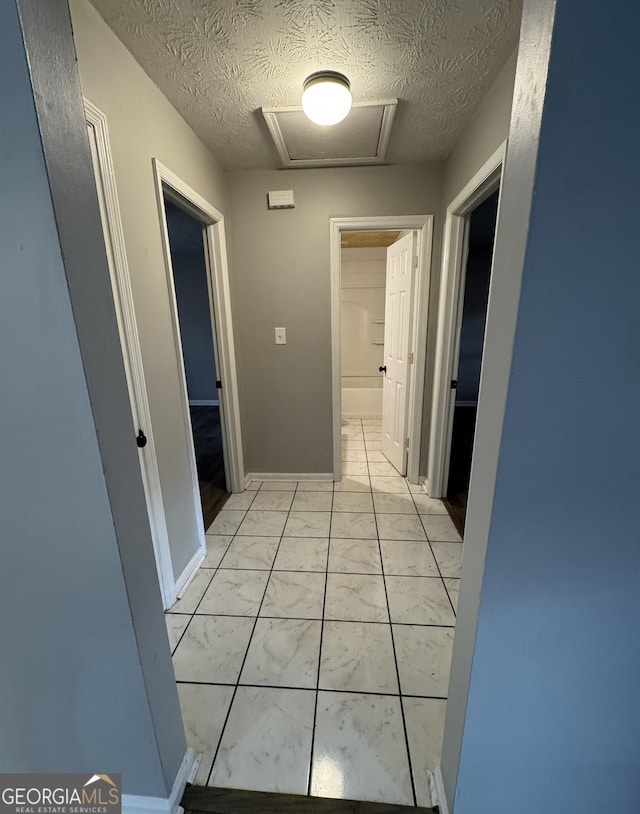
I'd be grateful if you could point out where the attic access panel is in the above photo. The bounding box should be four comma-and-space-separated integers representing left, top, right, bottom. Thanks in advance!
262, 100, 397, 168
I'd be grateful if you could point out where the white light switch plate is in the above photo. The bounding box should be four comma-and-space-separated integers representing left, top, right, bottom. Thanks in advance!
275, 327, 286, 345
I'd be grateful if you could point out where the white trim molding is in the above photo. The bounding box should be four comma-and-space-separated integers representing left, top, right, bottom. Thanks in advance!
122, 749, 197, 814
84, 99, 176, 609
188, 399, 219, 407
330, 216, 434, 484
427, 142, 506, 497
245, 472, 334, 485
427, 767, 450, 814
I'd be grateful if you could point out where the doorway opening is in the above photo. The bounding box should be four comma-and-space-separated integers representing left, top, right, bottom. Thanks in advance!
163, 200, 228, 529
330, 216, 434, 484
427, 143, 505, 511
339, 229, 416, 476
444, 191, 499, 534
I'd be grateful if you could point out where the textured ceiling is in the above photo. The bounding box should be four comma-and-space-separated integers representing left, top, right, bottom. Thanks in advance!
90, 0, 521, 170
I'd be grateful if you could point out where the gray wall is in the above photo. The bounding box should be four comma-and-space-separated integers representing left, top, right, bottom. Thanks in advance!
0, 0, 184, 795
227, 165, 443, 475
444, 1, 640, 810
165, 202, 219, 403
70, 0, 228, 579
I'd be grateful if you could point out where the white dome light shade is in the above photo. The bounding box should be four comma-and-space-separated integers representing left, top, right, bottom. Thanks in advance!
302, 71, 352, 126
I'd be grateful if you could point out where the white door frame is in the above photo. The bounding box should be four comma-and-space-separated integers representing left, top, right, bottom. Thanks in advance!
330, 215, 434, 483
427, 142, 506, 497
152, 160, 245, 514
84, 100, 176, 609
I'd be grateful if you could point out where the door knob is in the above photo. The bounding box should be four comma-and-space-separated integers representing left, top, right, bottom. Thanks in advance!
136, 429, 148, 448
379, 365, 387, 373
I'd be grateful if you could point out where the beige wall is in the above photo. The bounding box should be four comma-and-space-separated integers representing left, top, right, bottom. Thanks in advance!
227, 164, 443, 475
419, 49, 518, 474
443, 50, 518, 205
70, 0, 229, 579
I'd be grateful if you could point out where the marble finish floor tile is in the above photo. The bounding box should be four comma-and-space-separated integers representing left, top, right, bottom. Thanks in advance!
421, 514, 463, 542
334, 473, 370, 489
402, 697, 447, 807
340, 462, 371, 477
444, 578, 460, 612
210, 686, 315, 795
328, 538, 382, 574
368, 461, 400, 477
250, 490, 295, 511
245, 480, 262, 490
177, 683, 235, 786
319, 621, 398, 694
332, 492, 374, 513
330, 512, 377, 540
172, 614, 254, 683
412, 493, 448, 515
373, 493, 418, 514
366, 451, 387, 462
341, 449, 367, 462
207, 510, 246, 536
273, 537, 329, 572
385, 576, 456, 626
198, 569, 269, 616
370, 477, 410, 494
431, 541, 463, 577
261, 571, 326, 619
223, 492, 256, 511
167, 569, 214, 614
296, 481, 333, 491
311, 691, 413, 805
260, 480, 297, 491
284, 511, 332, 538
379, 540, 439, 577
342, 439, 365, 450
375, 514, 427, 541
240, 618, 322, 688
324, 573, 388, 622
165, 613, 190, 652
219, 536, 279, 570
236, 510, 288, 537
393, 624, 454, 697
365, 441, 382, 451
291, 491, 333, 512
203, 535, 233, 568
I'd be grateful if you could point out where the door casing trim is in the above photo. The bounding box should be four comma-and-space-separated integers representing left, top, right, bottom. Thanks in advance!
427, 142, 506, 497
330, 215, 434, 483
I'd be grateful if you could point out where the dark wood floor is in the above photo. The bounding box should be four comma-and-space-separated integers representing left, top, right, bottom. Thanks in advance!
444, 404, 477, 537
189, 405, 228, 529
181, 785, 437, 814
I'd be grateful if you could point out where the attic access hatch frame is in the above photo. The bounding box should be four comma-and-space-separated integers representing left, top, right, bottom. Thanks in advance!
262, 100, 398, 168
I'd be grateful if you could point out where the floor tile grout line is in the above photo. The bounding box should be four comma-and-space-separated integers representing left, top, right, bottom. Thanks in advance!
204, 480, 302, 787
413, 504, 459, 618
367, 437, 419, 808
174, 611, 455, 628
306, 476, 334, 797
174, 679, 448, 702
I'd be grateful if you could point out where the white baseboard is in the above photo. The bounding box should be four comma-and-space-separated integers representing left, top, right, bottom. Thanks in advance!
428, 767, 450, 814
188, 399, 219, 407
175, 549, 206, 599
245, 472, 334, 486
122, 748, 197, 814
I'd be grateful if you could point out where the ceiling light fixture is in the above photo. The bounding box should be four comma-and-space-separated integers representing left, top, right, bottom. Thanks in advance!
301, 71, 352, 126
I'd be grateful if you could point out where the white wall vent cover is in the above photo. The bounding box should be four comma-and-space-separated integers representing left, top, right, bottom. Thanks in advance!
262, 100, 398, 169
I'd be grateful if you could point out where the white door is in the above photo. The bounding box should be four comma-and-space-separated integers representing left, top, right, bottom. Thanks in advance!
381, 233, 416, 474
